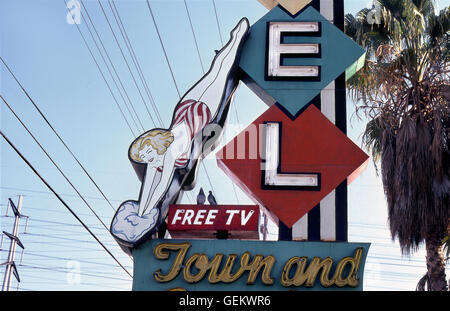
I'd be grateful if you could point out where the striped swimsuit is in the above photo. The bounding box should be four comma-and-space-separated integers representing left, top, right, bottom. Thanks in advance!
157, 100, 211, 171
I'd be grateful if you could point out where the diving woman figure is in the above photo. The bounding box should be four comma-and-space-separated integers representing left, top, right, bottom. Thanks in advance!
110, 18, 250, 251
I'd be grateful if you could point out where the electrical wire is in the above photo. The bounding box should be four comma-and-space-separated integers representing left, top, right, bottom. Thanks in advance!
183, 0, 205, 73
1, 95, 110, 234
11, 278, 128, 290
109, 0, 164, 126
2, 241, 124, 253
0, 57, 122, 213
18, 264, 130, 282
1, 215, 106, 231
212, 0, 224, 46
145, 0, 181, 98
79, 0, 144, 133
68, 3, 139, 138
96, 0, 157, 128
211, 0, 242, 129
0, 250, 131, 271
23, 233, 118, 246
0, 186, 123, 204
1, 203, 112, 218
0, 129, 132, 278
16, 251, 132, 270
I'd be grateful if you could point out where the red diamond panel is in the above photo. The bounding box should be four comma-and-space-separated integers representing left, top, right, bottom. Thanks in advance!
216, 104, 369, 227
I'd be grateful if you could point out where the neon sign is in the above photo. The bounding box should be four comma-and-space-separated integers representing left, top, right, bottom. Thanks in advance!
133, 240, 370, 291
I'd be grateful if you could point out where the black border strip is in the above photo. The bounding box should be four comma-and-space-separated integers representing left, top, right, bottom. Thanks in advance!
277, 1, 320, 18
274, 93, 320, 121
334, 72, 348, 241
278, 220, 292, 240
333, 0, 345, 31
307, 203, 321, 241
311, 0, 321, 11
306, 64, 322, 241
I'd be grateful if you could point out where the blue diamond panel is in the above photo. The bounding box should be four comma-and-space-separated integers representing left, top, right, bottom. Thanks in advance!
239, 6, 365, 118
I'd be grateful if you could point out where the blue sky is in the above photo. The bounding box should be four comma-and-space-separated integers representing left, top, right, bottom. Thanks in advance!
1, 0, 449, 291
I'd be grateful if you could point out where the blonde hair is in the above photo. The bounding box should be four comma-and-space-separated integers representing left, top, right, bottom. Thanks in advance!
130, 130, 174, 162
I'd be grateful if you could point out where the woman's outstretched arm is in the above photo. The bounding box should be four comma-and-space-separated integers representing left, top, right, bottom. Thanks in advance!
138, 165, 158, 215
141, 154, 176, 216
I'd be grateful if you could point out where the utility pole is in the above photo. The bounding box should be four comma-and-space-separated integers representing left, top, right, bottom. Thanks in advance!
1, 195, 25, 291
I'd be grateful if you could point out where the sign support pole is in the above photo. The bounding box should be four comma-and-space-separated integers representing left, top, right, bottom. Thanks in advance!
278, 221, 292, 240
288, 0, 348, 242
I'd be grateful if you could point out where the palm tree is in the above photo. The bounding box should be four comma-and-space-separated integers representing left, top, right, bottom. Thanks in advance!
345, 0, 449, 291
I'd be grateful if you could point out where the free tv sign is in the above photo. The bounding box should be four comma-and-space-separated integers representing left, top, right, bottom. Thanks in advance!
167, 205, 259, 239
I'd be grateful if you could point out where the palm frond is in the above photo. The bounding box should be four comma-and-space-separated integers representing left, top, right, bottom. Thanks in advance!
416, 273, 430, 291
443, 234, 450, 260
362, 117, 384, 161
426, 7, 450, 47
347, 0, 450, 255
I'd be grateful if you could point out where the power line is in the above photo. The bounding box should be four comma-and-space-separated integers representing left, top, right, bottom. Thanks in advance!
79, 0, 145, 133
96, 0, 157, 128
2, 241, 122, 252
17, 251, 132, 270
183, 0, 205, 73
0, 129, 132, 278
63, 1, 137, 137
23, 233, 117, 246
0, 186, 123, 204
146, 0, 181, 98
10, 238, 117, 248
1, 203, 112, 219
6, 223, 112, 237
210, 0, 242, 129
0, 163, 130, 180
12, 278, 128, 290
81, 0, 165, 132
1, 215, 106, 231
1, 96, 110, 234
109, 0, 164, 127
17, 287, 35, 291
17, 260, 130, 270
230, 182, 240, 204
3, 248, 127, 254
0, 250, 132, 271
211, 0, 242, 129
13, 221, 117, 238
22, 228, 113, 237
23, 227, 111, 237
0, 56, 121, 213
18, 264, 130, 282
212, 0, 224, 46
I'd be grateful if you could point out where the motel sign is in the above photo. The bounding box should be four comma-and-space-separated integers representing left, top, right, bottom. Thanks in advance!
111, 0, 370, 291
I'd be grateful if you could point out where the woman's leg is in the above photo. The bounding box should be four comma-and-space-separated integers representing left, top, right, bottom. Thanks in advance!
180, 18, 249, 114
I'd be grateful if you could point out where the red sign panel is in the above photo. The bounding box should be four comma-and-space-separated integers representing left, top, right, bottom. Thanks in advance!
216, 104, 369, 228
167, 205, 259, 240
